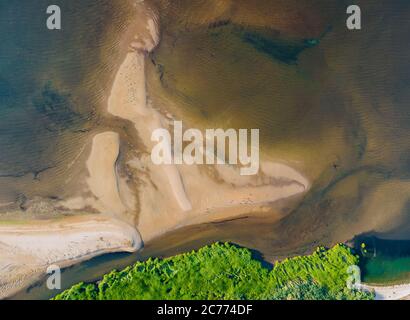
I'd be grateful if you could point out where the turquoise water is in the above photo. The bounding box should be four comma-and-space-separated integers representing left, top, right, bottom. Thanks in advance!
356, 237, 410, 285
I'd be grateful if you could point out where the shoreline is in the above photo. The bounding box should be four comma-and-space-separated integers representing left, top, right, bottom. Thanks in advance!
362, 283, 410, 300
0, 215, 142, 299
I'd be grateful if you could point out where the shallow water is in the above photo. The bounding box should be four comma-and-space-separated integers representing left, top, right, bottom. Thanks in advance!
0, 0, 134, 204
2, 0, 410, 298
146, 0, 410, 252
354, 236, 410, 285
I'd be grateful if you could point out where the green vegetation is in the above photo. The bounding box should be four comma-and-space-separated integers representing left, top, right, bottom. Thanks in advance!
53, 243, 373, 300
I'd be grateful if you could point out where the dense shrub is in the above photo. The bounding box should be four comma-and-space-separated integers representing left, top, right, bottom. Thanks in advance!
53, 243, 373, 300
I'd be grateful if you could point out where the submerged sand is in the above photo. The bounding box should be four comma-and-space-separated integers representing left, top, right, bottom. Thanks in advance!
0, 2, 310, 298
105, 13, 310, 241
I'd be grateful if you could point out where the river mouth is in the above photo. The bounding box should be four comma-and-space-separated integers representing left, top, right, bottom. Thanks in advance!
10, 206, 295, 300
16, 233, 410, 300
1, 0, 410, 299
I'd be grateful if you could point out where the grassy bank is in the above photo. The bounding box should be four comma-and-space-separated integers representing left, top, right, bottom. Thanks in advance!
53, 243, 373, 300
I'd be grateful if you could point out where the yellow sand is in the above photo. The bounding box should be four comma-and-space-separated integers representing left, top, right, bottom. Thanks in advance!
0, 215, 142, 299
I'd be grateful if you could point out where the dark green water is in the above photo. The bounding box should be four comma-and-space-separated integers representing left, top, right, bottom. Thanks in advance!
355, 236, 410, 285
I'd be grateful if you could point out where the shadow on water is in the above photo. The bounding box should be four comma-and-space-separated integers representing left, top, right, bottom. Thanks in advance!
353, 235, 410, 285
33, 82, 87, 132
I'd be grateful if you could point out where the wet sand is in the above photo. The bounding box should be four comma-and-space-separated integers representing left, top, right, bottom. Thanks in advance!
0, 215, 141, 299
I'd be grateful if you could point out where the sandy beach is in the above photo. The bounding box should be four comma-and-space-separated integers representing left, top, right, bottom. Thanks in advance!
362, 283, 410, 300
0, 215, 141, 299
